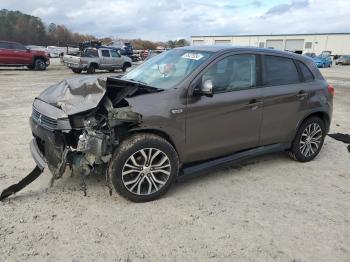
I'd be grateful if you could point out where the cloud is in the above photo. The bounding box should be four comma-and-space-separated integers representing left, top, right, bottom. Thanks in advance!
1, 0, 350, 41
265, 0, 309, 16
31, 7, 56, 17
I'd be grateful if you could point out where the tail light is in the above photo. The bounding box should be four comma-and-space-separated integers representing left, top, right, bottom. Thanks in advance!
327, 84, 335, 96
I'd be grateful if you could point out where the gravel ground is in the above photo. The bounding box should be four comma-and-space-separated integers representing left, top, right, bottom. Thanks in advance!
0, 59, 349, 262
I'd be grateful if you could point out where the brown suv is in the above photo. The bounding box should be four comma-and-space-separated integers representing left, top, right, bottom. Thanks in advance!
24, 46, 334, 202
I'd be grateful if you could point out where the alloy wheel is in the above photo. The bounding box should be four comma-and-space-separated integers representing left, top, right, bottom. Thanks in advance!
299, 123, 323, 157
122, 148, 171, 195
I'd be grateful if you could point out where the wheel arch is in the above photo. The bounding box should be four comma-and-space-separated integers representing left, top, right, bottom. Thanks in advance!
32, 56, 46, 64
125, 128, 180, 159
296, 110, 330, 136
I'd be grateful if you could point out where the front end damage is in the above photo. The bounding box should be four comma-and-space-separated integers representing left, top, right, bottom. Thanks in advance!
1, 76, 158, 200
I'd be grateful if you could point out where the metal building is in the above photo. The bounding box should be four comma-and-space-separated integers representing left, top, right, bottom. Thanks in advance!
191, 33, 350, 56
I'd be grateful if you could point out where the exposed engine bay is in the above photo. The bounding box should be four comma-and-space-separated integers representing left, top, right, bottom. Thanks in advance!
1, 76, 161, 200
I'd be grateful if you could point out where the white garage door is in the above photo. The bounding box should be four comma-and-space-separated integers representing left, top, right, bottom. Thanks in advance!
266, 40, 284, 50
285, 39, 304, 52
215, 40, 231, 45
193, 40, 204, 45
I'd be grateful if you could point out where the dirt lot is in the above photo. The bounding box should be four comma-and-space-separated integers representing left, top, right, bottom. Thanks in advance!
0, 59, 349, 262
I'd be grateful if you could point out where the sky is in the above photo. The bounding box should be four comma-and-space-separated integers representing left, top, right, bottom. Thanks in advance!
1, 0, 350, 41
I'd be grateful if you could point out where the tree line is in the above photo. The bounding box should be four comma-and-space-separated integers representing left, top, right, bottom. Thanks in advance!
0, 9, 189, 49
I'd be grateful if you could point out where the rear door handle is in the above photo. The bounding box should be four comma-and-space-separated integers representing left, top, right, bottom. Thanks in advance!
248, 99, 263, 110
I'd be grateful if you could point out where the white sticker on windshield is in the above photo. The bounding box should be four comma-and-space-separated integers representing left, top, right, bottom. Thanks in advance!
182, 53, 204, 60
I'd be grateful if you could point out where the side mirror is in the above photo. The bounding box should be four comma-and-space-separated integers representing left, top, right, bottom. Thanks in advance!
26, 48, 30, 52
201, 79, 213, 97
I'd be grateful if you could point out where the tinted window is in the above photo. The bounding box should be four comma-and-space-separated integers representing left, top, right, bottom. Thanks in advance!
297, 61, 314, 82
202, 55, 256, 93
110, 50, 120, 57
101, 50, 110, 57
12, 43, 26, 50
264, 56, 300, 86
0, 42, 11, 49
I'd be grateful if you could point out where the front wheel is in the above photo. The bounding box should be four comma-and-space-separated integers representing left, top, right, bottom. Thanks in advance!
108, 133, 179, 202
34, 59, 46, 70
288, 117, 326, 162
122, 63, 131, 72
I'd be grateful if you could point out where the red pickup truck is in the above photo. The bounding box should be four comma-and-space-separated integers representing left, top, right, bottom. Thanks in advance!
0, 41, 50, 70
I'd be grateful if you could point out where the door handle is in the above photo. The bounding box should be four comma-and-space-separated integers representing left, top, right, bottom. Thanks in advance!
297, 90, 308, 100
248, 99, 263, 110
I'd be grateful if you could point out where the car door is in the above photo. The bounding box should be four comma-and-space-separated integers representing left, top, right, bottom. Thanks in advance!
185, 53, 263, 162
100, 49, 112, 68
0, 42, 14, 64
259, 55, 308, 146
11, 42, 32, 64
110, 49, 123, 68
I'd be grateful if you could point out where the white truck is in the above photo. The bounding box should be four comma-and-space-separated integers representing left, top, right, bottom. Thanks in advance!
63, 47, 132, 74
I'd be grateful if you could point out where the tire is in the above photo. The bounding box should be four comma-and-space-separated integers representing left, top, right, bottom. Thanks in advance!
71, 68, 82, 74
288, 117, 326, 162
87, 64, 96, 74
122, 63, 131, 72
34, 58, 46, 70
108, 133, 179, 202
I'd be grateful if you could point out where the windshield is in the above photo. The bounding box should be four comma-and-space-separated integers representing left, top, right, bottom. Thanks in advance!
122, 49, 212, 89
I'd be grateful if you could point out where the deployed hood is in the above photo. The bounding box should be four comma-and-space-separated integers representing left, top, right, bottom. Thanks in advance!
37, 76, 162, 116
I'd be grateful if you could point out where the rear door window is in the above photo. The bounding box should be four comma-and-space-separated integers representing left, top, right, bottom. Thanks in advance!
101, 50, 111, 57
297, 61, 314, 82
263, 55, 300, 86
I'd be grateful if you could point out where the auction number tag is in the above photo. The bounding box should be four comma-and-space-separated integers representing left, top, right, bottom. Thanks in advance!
182, 53, 204, 60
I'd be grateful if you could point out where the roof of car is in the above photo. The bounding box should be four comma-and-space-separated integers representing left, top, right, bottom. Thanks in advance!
177, 45, 303, 58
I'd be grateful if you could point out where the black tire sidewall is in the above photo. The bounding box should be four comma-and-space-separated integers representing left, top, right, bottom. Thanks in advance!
87, 65, 96, 74
109, 134, 179, 202
291, 117, 326, 162
34, 59, 46, 70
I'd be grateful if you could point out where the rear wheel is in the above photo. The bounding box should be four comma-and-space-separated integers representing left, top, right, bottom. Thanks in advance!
108, 133, 179, 202
87, 64, 96, 74
122, 63, 131, 72
288, 117, 326, 162
34, 58, 46, 70
71, 68, 82, 74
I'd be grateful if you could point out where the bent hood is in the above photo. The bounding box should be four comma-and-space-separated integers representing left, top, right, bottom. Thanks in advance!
38, 76, 107, 115
37, 76, 161, 116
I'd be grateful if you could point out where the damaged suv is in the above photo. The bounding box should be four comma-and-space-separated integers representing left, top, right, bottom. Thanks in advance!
4, 46, 333, 202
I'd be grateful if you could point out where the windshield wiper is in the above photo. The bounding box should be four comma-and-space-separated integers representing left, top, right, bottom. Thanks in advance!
127, 79, 164, 92
129, 79, 149, 86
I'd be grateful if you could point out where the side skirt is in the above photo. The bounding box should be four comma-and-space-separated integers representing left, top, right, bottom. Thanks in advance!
178, 143, 290, 181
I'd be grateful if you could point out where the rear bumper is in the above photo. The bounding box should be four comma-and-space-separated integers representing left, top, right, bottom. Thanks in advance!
64, 62, 85, 69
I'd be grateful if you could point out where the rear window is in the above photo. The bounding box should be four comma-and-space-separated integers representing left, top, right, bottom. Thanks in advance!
0, 42, 11, 49
263, 55, 300, 86
101, 50, 110, 57
297, 61, 314, 82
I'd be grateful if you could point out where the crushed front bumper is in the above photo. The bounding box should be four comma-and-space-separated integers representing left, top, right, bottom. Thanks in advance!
30, 138, 47, 170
